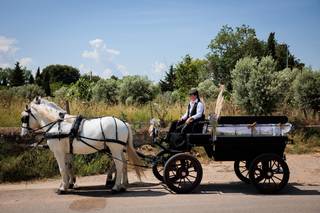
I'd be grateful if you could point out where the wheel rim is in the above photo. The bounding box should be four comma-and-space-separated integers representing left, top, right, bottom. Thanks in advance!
152, 152, 171, 182
250, 156, 289, 193
234, 160, 251, 183
164, 155, 202, 193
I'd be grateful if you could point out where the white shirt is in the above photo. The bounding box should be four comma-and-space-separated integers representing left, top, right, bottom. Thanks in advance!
181, 100, 205, 120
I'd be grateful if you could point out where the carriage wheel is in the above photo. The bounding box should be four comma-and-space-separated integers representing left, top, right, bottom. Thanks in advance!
249, 153, 289, 194
163, 153, 202, 194
152, 151, 172, 182
234, 160, 251, 184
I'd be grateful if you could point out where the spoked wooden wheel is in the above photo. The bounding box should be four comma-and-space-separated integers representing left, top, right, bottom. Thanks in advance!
163, 153, 203, 194
234, 160, 251, 184
249, 154, 290, 194
152, 151, 172, 182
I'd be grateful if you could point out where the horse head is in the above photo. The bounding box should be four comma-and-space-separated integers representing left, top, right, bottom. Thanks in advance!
148, 118, 160, 137
20, 104, 41, 137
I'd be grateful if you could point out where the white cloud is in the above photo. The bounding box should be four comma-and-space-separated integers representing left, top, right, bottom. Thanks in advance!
82, 38, 120, 62
19, 57, 32, 67
0, 36, 18, 54
106, 48, 120, 56
152, 61, 167, 74
89, 38, 105, 49
81, 38, 129, 78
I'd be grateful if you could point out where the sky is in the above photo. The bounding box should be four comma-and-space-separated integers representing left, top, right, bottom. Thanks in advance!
0, 0, 319, 82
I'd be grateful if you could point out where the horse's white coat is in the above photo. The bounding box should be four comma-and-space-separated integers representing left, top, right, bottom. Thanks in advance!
20, 98, 143, 193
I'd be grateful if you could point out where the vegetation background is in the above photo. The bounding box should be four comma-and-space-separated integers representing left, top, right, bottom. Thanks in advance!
0, 25, 319, 182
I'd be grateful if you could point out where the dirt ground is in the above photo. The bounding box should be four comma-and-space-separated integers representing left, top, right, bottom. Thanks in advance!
0, 153, 319, 190
0, 153, 319, 213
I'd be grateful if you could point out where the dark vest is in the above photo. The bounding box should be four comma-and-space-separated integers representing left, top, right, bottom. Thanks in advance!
187, 101, 204, 120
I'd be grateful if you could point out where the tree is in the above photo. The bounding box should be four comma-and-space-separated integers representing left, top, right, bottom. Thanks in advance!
92, 79, 119, 104
23, 69, 34, 84
67, 77, 93, 101
266, 32, 276, 59
28, 74, 35, 84
119, 75, 156, 105
197, 79, 219, 100
35, 67, 42, 86
232, 56, 280, 115
81, 73, 101, 83
293, 69, 320, 118
231, 57, 258, 112
42, 64, 80, 84
159, 65, 176, 92
0, 68, 10, 86
207, 25, 265, 90
174, 55, 201, 94
10, 62, 25, 86
42, 71, 51, 96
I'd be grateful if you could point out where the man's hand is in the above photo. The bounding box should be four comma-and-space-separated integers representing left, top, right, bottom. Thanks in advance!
186, 117, 194, 124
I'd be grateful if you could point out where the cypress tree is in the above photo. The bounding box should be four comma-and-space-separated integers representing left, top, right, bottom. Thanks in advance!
29, 74, 35, 84
10, 62, 25, 86
266, 32, 276, 60
42, 71, 51, 96
35, 67, 42, 86
159, 65, 176, 92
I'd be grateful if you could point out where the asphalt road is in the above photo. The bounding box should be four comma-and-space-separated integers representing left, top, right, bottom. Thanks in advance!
1, 154, 320, 213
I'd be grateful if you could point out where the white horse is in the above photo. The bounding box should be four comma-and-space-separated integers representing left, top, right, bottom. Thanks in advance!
20, 97, 144, 193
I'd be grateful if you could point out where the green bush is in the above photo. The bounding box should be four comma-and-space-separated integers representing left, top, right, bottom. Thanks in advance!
274, 68, 299, 107
92, 79, 119, 104
1, 84, 45, 101
232, 56, 280, 115
68, 77, 93, 101
119, 75, 157, 105
53, 86, 69, 99
197, 79, 219, 100
0, 142, 112, 182
231, 57, 258, 113
293, 69, 320, 114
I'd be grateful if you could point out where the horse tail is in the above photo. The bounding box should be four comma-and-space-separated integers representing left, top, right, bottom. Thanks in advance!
126, 123, 144, 180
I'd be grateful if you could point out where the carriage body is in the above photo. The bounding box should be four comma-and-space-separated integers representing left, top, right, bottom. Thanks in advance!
158, 116, 292, 194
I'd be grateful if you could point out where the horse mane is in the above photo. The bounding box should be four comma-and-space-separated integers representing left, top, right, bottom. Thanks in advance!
39, 98, 67, 114
31, 103, 60, 122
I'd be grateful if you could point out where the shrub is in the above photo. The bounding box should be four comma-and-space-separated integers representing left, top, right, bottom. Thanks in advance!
6, 84, 46, 100
293, 69, 320, 116
197, 79, 219, 100
119, 75, 156, 105
232, 56, 280, 115
53, 86, 69, 100
67, 77, 93, 101
92, 79, 119, 104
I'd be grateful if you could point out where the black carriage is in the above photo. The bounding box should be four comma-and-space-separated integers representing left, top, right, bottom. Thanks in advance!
150, 115, 291, 194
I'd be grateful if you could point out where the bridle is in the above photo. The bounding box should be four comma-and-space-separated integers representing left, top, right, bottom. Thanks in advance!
21, 107, 60, 135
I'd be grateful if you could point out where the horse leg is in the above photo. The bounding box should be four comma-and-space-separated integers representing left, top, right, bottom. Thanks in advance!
66, 154, 77, 189
53, 151, 69, 194
108, 145, 125, 193
105, 159, 116, 188
122, 151, 129, 187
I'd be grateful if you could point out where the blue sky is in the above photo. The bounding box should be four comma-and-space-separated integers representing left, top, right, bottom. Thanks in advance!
0, 0, 319, 81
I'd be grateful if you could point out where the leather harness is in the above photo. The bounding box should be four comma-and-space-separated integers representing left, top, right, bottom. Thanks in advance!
44, 116, 128, 154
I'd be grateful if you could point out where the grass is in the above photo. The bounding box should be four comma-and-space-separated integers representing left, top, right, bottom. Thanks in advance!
0, 97, 319, 182
0, 141, 112, 183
